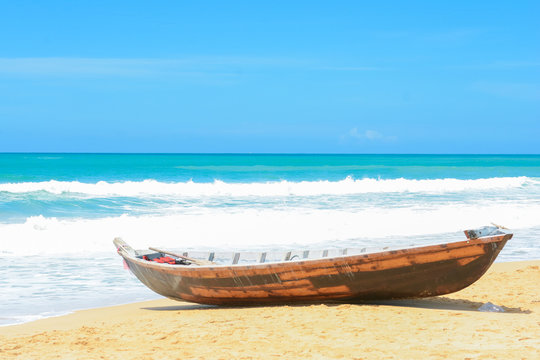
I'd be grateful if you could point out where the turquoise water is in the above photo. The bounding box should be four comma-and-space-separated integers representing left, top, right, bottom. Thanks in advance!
1, 153, 539, 325
1, 153, 539, 222
2, 154, 540, 182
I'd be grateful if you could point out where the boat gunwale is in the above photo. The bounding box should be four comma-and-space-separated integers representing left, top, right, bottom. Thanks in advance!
117, 232, 511, 272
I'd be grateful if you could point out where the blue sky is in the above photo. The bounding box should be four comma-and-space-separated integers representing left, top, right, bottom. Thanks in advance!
0, 1, 539, 153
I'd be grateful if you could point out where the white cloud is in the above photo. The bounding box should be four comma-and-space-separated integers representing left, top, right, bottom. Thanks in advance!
374, 28, 485, 43
348, 128, 397, 142
472, 82, 540, 101
318, 66, 385, 71
0, 57, 391, 78
0, 56, 305, 77
446, 61, 540, 71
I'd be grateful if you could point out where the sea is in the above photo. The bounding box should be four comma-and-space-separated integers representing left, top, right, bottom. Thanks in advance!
1, 153, 539, 326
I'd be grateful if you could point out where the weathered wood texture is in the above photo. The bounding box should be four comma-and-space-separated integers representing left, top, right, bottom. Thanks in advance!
116, 232, 511, 305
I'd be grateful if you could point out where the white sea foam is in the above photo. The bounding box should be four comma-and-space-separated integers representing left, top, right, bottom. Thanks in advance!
0, 176, 537, 197
2, 201, 539, 256
0, 314, 59, 327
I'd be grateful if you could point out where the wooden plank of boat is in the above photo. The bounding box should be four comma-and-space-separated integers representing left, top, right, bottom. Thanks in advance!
113, 226, 512, 305
148, 247, 216, 266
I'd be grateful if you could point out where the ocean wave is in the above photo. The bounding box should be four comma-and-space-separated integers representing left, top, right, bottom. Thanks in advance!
0, 176, 537, 197
2, 202, 539, 255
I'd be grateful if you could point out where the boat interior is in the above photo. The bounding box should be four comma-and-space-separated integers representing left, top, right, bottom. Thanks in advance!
128, 225, 507, 267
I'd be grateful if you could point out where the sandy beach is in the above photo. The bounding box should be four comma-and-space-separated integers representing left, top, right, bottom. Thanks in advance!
1, 260, 539, 359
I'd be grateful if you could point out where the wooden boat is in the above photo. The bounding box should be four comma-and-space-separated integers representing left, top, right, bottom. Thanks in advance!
114, 225, 512, 305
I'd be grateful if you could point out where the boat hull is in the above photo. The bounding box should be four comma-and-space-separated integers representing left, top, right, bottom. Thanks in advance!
118, 234, 511, 305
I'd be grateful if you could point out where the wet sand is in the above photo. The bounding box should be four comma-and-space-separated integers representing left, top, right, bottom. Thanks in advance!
1, 260, 539, 359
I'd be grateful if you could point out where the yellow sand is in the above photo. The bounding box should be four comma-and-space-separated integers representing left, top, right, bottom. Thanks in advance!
1, 260, 539, 359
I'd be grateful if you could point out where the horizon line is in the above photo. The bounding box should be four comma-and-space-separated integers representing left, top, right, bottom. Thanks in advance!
1, 152, 539, 156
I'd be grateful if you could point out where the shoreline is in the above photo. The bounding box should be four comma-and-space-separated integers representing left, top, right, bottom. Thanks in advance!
0, 257, 532, 329
0, 297, 162, 329
1, 260, 539, 359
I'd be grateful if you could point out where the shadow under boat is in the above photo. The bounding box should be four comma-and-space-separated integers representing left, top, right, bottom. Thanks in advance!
142, 297, 530, 314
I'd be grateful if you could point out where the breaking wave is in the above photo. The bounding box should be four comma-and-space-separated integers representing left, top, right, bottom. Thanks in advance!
2, 201, 540, 256
0, 176, 537, 197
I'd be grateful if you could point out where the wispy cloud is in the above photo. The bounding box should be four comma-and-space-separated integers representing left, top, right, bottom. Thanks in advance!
0, 57, 210, 77
374, 28, 486, 43
422, 28, 486, 42
317, 66, 386, 71
472, 82, 540, 101
0, 57, 391, 78
447, 60, 540, 70
484, 61, 540, 69
347, 128, 397, 142
0, 56, 306, 78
